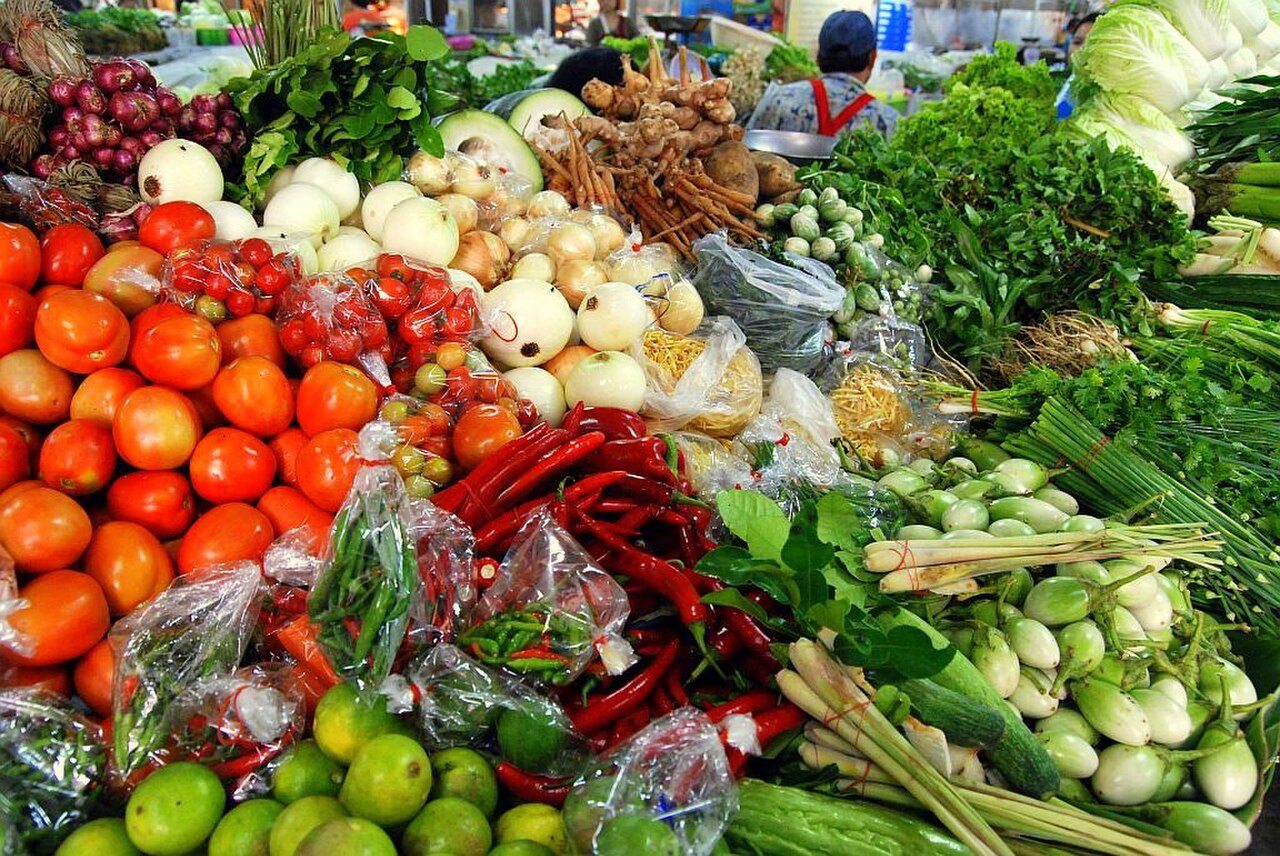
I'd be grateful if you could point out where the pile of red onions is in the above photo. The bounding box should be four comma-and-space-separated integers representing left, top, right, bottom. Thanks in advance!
175, 92, 247, 167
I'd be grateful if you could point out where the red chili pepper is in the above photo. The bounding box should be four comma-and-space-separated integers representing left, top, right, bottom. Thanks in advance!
509, 647, 573, 664
210, 743, 283, 780
704, 689, 778, 723
474, 557, 501, 589
274, 615, 341, 689
753, 703, 807, 747
665, 666, 689, 707
584, 517, 709, 633
602, 706, 654, 753
456, 426, 571, 525
626, 627, 668, 646
582, 437, 677, 485
707, 622, 742, 661
562, 404, 647, 440
652, 683, 675, 715
432, 423, 554, 510
569, 639, 680, 735
490, 432, 607, 514
705, 581, 781, 672
495, 762, 571, 807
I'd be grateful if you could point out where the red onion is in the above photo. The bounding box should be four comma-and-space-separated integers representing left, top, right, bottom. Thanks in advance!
61, 145, 80, 160
109, 91, 159, 133
75, 81, 106, 115
191, 94, 218, 114
31, 155, 55, 179
124, 59, 153, 89
156, 88, 182, 116
177, 108, 196, 133
194, 111, 217, 135
48, 125, 68, 147
61, 105, 84, 124
114, 149, 136, 173
48, 77, 76, 107
206, 143, 230, 164
2, 43, 26, 74
82, 113, 105, 148
122, 174, 136, 188
92, 61, 133, 95
151, 118, 173, 135
218, 110, 240, 129
101, 124, 122, 147
212, 127, 233, 146
70, 131, 88, 151
132, 203, 153, 225
92, 147, 115, 168
139, 129, 163, 148
119, 136, 144, 156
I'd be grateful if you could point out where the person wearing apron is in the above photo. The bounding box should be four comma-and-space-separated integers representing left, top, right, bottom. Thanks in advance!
746, 11, 898, 140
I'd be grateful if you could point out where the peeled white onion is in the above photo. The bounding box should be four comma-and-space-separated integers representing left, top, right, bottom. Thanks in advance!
480, 278, 575, 367
588, 214, 627, 259
405, 150, 452, 195
528, 190, 570, 218
547, 222, 596, 265
137, 139, 224, 205
317, 231, 381, 271
292, 157, 361, 220
608, 242, 680, 285
503, 366, 567, 427
361, 182, 421, 242
201, 200, 258, 241
564, 350, 646, 411
437, 193, 479, 235
262, 165, 296, 207
577, 282, 650, 351
262, 181, 341, 248
512, 252, 556, 283
448, 154, 497, 199
555, 259, 609, 309
642, 276, 705, 336
499, 218, 534, 252
380, 196, 460, 266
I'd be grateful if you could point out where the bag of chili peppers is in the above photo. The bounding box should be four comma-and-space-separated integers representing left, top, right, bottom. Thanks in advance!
163, 237, 305, 324
562, 707, 738, 856
109, 561, 264, 786
0, 689, 109, 855
407, 497, 477, 644
276, 270, 393, 370
307, 466, 422, 690
1, 174, 98, 233
459, 508, 635, 687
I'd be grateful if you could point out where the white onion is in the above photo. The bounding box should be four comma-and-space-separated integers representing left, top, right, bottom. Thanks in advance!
262, 165, 296, 207
588, 214, 627, 259
137, 139, 224, 205
292, 157, 361, 220
448, 154, 497, 199
317, 231, 381, 271
262, 182, 341, 248
436, 193, 479, 234
564, 350, 646, 411
405, 150, 452, 195
201, 200, 258, 241
503, 366, 566, 427
361, 182, 421, 243
577, 282, 650, 351
608, 243, 680, 285
380, 196, 460, 266
642, 276, 704, 335
528, 190, 570, 218
554, 259, 608, 309
499, 218, 534, 252
512, 252, 556, 282
251, 227, 319, 275
547, 222, 596, 265
480, 278, 575, 367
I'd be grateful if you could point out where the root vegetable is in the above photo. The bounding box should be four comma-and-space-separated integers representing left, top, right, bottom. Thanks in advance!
752, 151, 800, 199
704, 141, 759, 202
361, 182, 421, 243
577, 282, 650, 351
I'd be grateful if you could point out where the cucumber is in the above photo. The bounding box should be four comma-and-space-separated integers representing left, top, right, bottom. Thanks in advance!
894, 678, 1006, 748
881, 609, 1061, 798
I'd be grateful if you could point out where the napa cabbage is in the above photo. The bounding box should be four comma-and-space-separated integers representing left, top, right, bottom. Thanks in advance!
1130, 0, 1231, 60
1247, 21, 1280, 61
1071, 92, 1195, 169
1074, 5, 1210, 112
1230, 0, 1271, 38
1205, 56, 1230, 89
1226, 46, 1259, 77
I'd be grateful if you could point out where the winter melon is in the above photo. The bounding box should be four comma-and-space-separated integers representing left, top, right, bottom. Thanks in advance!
487, 88, 591, 139
436, 109, 544, 193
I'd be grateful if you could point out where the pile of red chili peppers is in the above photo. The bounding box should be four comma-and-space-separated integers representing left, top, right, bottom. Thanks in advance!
432, 404, 803, 805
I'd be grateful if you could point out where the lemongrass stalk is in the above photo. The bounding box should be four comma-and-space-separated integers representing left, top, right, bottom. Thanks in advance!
798, 742, 896, 783
804, 722, 868, 758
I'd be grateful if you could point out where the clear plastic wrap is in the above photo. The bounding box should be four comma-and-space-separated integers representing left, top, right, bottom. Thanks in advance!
604, 233, 686, 286
734, 368, 845, 491
1, 174, 98, 233
672, 431, 755, 499
261, 527, 325, 588
276, 271, 392, 369
349, 252, 488, 348
307, 466, 420, 689
163, 237, 305, 324
407, 497, 476, 644
840, 314, 934, 371
563, 708, 737, 856
109, 561, 264, 785
458, 508, 634, 686
630, 318, 763, 439
0, 545, 32, 662
833, 243, 932, 331
691, 233, 844, 374
0, 689, 108, 854
477, 169, 536, 231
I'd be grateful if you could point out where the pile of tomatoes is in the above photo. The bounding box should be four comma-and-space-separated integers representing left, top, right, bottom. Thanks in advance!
0, 209, 534, 718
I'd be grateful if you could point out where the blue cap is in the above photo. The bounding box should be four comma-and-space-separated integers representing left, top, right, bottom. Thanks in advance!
818, 11, 877, 65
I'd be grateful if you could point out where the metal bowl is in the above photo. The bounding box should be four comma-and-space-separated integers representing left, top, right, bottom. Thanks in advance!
742, 130, 837, 164
645, 14, 710, 33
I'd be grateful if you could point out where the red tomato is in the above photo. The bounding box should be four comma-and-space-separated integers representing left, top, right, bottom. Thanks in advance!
295, 361, 378, 436
37, 419, 116, 495
73, 638, 114, 717
83, 520, 174, 615
106, 470, 195, 539
216, 313, 287, 367
112, 386, 202, 470
82, 243, 164, 317
257, 485, 334, 543
0, 350, 72, 424
0, 283, 36, 357
184, 383, 226, 432
270, 427, 308, 487
129, 301, 187, 344
69, 367, 146, 427
3, 571, 109, 666
0, 222, 41, 291
138, 201, 216, 255
0, 423, 28, 493
0, 416, 39, 464
177, 502, 273, 575
0, 479, 40, 508
33, 290, 129, 374
0, 485, 92, 573
39, 223, 105, 287
130, 313, 221, 390
212, 356, 295, 437
453, 404, 522, 471
295, 428, 361, 512
2, 664, 71, 695
189, 427, 276, 503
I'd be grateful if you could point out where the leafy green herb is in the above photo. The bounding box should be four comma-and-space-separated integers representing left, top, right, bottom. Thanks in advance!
765, 41, 819, 84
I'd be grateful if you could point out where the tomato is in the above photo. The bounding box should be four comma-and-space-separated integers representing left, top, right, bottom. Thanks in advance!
0, 222, 41, 291
0, 479, 40, 507
0, 485, 93, 573
215, 313, 286, 366
295, 428, 361, 512
3, 571, 109, 667
33, 290, 130, 374
83, 243, 164, 317
257, 485, 334, 543
0, 283, 36, 357
69, 367, 146, 427
211, 356, 294, 437
2, 664, 70, 695
177, 502, 273, 575
38, 419, 117, 495
73, 639, 115, 717
0, 416, 39, 463
184, 383, 226, 433
269, 427, 308, 487
83, 520, 174, 615
0, 350, 73, 424
129, 302, 187, 343
138, 201, 216, 255
130, 313, 221, 390
39, 223, 105, 287
106, 470, 195, 539
295, 361, 378, 436
452, 404, 522, 471
0, 422, 28, 493
113, 386, 202, 470
189, 427, 276, 503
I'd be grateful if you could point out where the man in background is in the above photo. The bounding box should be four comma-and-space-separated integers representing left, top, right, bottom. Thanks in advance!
1056, 11, 1100, 118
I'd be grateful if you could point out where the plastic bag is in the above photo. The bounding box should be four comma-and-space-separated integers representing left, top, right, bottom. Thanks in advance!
734, 368, 845, 491
1, 174, 97, 233
348, 252, 489, 349
672, 431, 755, 499
631, 318, 763, 439
0, 689, 108, 854
408, 497, 476, 644
605, 232, 686, 287
406, 643, 589, 777
276, 270, 392, 369
0, 545, 32, 662
109, 561, 263, 784
307, 466, 420, 689
833, 243, 931, 331
691, 233, 844, 373
164, 237, 304, 324
840, 313, 933, 371
477, 169, 536, 232
459, 508, 634, 686
563, 708, 737, 856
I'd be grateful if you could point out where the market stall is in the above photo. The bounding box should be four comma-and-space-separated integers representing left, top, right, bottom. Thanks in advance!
2, 2, 1280, 855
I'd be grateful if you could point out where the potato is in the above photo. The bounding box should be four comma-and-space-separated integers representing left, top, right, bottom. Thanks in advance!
752, 151, 801, 199
704, 141, 759, 203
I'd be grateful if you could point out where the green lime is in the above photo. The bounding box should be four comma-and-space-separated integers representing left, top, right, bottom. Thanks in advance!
272, 740, 346, 804
125, 761, 226, 856
595, 814, 680, 856
401, 796, 492, 856
494, 803, 568, 855
208, 799, 283, 856
496, 707, 566, 772
55, 818, 141, 855
428, 747, 499, 818
295, 817, 397, 856
339, 733, 432, 826
487, 843, 556, 856
313, 684, 409, 765
563, 776, 621, 855
268, 796, 347, 856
